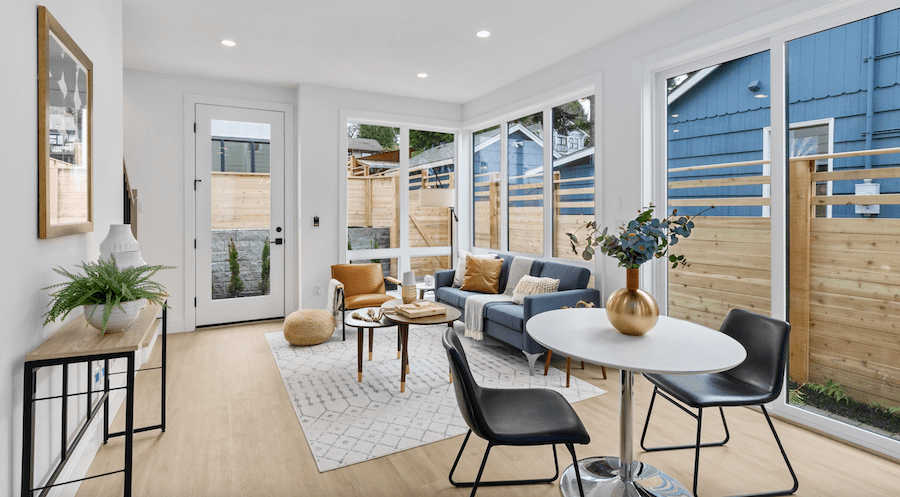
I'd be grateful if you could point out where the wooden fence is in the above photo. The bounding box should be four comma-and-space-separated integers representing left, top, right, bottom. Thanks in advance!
473, 172, 595, 258
668, 148, 900, 408
49, 158, 89, 224
211, 171, 270, 229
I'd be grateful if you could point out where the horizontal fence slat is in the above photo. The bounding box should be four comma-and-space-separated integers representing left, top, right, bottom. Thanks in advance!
810, 193, 900, 206
668, 176, 770, 189
811, 167, 900, 182
669, 197, 770, 207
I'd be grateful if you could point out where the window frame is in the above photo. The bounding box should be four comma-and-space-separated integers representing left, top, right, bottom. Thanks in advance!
339, 110, 462, 277
644, 0, 900, 460
463, 76, 601, 271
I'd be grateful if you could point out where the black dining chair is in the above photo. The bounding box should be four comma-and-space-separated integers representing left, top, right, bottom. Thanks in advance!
639, 308, 799, 497
442, 328, 590, 497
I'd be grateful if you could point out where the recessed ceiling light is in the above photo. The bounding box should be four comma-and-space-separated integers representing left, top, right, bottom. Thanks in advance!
221, 40, 236, 47
417, 73, 428, 78
755, 94, 769, 98
673, 129, 680, 133
476, 30, 491, 38
671, 114, 679, 117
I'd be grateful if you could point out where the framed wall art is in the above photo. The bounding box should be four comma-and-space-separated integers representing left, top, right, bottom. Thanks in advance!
38, 6, 93, 238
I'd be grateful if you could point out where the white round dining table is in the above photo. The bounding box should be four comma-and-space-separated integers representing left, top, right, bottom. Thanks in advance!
527, 308, 746, 497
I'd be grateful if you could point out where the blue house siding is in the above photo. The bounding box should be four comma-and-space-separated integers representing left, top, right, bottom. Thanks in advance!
473, 128, 595, 217
669, 9, 900, 218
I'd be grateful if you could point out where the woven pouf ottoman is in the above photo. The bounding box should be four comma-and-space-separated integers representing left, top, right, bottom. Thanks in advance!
284, 309, 335, 346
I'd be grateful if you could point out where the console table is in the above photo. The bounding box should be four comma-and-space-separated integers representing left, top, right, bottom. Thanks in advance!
22, 301, 167, 497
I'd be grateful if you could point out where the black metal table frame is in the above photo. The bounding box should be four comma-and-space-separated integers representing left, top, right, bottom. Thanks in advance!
21, 306, 167, 497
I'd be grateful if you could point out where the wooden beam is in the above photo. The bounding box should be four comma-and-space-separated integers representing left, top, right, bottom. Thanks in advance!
789, 159, 813, 383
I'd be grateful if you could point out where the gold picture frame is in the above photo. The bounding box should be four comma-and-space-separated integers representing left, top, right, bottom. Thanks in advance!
38, 6, 93, 238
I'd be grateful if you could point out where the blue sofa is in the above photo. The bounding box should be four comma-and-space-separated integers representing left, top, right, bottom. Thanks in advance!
435, 254, 601, 375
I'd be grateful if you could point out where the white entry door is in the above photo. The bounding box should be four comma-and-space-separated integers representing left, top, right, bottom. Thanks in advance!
195, 104, 285, 326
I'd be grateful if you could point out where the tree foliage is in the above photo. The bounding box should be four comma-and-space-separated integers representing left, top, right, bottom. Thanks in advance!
227, 238, 244, 298
410, 130, 453, 154
511, 96, 594, 147
259, 238, 270, 295
349, 123, 398, 151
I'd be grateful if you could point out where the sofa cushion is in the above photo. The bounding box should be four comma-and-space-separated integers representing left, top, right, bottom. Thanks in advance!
436, 286, 480, 308
461, 255, 503, 293
496, 254, 516, 293
537, 261, 590, 291
484, 303, 524, 332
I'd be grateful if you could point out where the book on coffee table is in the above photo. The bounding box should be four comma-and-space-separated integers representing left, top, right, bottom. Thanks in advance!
394, 301, 447, 319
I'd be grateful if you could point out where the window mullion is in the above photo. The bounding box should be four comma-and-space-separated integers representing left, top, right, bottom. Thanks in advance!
543, 108, 553, 258
499, 121, 509, 251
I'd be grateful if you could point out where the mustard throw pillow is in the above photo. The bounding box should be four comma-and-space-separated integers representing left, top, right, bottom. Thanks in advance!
460, 255, 503, 294
511, 275, 560, 304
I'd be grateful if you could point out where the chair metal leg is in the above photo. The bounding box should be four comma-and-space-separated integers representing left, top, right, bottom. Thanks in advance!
565, 443, 586, 497
640, 386, 729, 453
640, 387, 798, 497
341, 308, 346, 341
449, 430, 561, 495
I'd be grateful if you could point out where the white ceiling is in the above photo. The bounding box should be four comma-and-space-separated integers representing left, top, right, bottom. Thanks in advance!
123, 0, 707, 104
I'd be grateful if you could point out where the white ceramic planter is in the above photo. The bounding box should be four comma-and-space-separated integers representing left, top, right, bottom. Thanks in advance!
99, 224, 139, 262
83, 299, 146, 333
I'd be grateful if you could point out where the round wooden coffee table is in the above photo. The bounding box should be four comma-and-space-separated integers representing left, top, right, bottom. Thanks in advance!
381, 299, 461, 392
344, 307, 398, 383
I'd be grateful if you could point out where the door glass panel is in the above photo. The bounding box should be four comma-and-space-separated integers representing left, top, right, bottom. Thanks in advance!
210, 119, 271, 300
552, 97, 595, 259
665, 51, 772, 331
473, 125, 500, 249
508, 112, 544, 255
786, 9, 900, 436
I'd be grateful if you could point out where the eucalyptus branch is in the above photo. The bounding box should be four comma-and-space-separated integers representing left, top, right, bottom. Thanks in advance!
566, 204, 714, 269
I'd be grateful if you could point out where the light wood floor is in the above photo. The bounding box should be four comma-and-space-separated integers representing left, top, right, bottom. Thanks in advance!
77, 320, 900, 497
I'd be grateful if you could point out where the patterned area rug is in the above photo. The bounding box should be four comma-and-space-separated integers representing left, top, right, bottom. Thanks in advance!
266, 323, 606, 472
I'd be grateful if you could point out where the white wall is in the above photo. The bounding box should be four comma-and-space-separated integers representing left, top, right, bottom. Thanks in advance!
297, 84, 461, 309
123, 70, 297, 332
0, 1, 123, 494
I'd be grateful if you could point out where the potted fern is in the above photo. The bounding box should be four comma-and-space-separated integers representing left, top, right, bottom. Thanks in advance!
43, 256, 172, 334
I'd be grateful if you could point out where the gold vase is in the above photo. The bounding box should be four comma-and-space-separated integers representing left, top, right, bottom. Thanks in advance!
606, 267, 659, 336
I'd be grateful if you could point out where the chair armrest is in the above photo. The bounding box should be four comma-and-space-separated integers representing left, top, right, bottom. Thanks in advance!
385, 276, 402, 286
435, 269, 455, 290
522, 288, 602, 319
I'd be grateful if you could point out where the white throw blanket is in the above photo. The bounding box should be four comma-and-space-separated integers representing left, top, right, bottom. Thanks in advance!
325, 278, 343, 323
465, 293, 513, 340
464, 256, 534, 340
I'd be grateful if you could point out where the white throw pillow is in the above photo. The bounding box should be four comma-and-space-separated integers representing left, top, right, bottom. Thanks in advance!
511, 275, 560, 305
453, 250, 498, 287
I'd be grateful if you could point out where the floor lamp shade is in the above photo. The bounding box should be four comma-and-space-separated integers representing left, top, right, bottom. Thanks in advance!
418, 187, 455, 208
418, 187, 457, 269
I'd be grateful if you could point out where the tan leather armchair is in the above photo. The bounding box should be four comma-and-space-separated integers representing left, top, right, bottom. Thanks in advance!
331, 263, 401, 340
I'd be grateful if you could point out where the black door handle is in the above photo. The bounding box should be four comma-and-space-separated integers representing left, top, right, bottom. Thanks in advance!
274, 238, 283, 245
